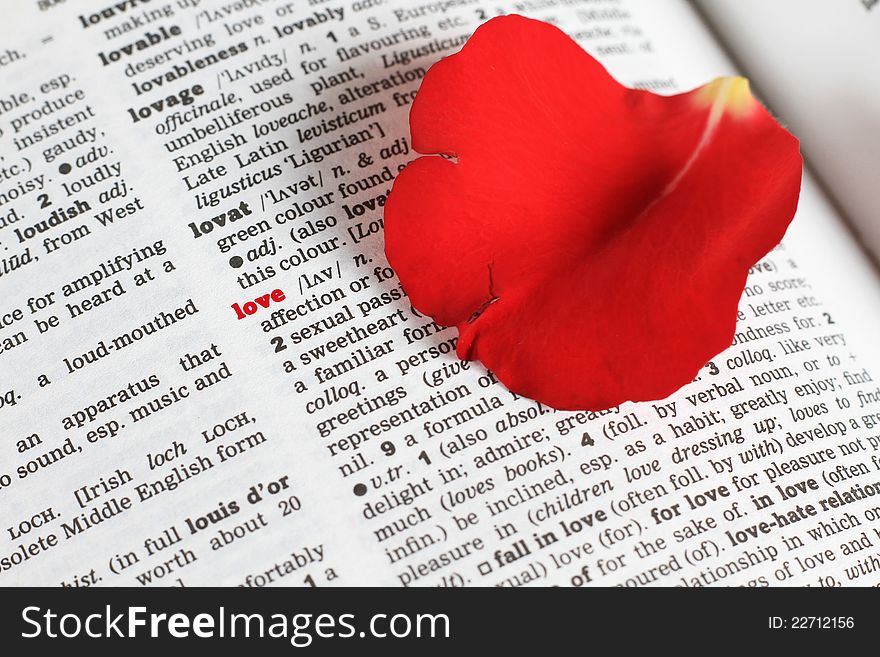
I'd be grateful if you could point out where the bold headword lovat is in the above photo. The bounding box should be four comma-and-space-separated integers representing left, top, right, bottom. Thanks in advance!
383, 15, 802, 411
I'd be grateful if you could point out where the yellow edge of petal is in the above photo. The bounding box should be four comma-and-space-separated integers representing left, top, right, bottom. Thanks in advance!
694, 76, 756, 120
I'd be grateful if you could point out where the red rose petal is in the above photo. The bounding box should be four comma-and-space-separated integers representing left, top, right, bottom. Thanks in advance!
384, 15, 802, 411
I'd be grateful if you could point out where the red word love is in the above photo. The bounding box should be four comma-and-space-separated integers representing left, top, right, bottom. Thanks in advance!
231, 289, 286, 319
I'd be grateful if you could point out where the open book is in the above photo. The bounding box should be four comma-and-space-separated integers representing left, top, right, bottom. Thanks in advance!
1, 0, 879, 587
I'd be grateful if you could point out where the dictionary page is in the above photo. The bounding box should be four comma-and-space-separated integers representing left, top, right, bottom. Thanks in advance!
694, 0, 880, 259
2, 0, 880, 588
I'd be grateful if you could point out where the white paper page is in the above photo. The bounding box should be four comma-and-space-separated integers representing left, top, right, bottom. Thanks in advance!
694, 0, 880, 258
2, 0, 880, 589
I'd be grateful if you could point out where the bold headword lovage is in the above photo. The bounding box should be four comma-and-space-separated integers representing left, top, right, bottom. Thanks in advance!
384, 15, 802, 411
